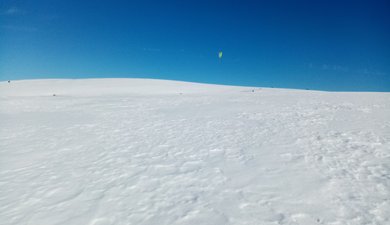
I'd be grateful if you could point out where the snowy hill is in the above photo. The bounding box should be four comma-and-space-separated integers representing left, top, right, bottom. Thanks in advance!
0, 79, 247, 97
1, 79, 389, 225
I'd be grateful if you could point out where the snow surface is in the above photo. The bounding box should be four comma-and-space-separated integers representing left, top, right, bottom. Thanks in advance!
1, 79, 389, 225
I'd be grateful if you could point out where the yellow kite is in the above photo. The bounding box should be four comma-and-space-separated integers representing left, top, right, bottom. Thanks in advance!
218, 51, 223, 59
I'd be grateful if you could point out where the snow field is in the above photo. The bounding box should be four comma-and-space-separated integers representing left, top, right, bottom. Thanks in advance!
0, 79, 389, 225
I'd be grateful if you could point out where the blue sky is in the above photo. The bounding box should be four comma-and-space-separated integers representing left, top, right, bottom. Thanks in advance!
1, 0, 389, 91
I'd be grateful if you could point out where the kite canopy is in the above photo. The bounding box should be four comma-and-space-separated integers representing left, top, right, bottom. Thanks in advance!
218, 51, 223, 59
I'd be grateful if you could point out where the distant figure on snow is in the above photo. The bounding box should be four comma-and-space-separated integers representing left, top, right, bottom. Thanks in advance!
53, 94, 56, 97
8, 80, 10, 83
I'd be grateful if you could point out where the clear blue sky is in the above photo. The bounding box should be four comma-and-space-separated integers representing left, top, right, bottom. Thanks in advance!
1, 0, 389, 91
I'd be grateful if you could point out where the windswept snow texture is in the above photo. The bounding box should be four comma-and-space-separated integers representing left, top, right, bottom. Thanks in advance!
1, 79, 390, 225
